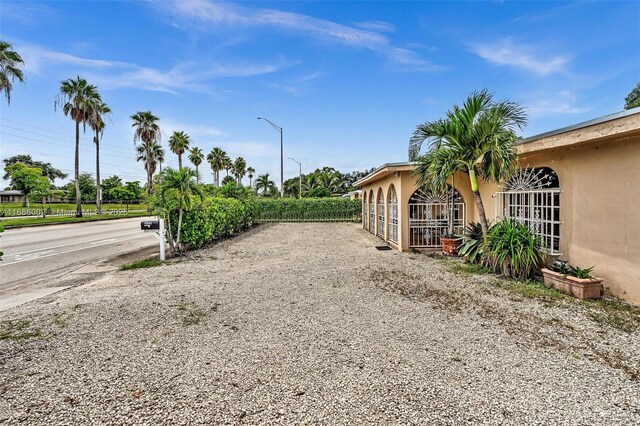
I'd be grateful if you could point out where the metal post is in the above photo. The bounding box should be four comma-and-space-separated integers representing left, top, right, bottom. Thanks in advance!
280, 128, 284, 197
158, 218, 166, 261
298, 161, 302, 199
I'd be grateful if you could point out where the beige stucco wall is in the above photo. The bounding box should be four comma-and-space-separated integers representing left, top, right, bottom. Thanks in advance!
360, 132, 640, 303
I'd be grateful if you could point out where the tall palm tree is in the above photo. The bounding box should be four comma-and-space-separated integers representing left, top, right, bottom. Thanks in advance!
136, 141, 165, 182
318, 172, 340, 194
222, 153, 232, 177
158, 167, 203, 249
409, 89, 527, 237
55, 76, 101, 217
168, 131, 190, 169
232, 157, 247, 185
131, 111, 161, 194
90, 100, 111, 213
0, 41, 25, 105
247, 166, 255, 187
206, 147, 227, 186
188, 147, 204, 183
255, 173, 276, 196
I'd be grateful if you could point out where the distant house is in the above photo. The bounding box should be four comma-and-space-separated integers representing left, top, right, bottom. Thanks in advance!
0, 190, 23, 203
356, 108, 640, 303
342, 190, 362, 199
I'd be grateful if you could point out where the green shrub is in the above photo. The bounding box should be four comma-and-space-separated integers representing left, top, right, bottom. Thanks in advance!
170, 197, 257, 249
483, 219, 546, 280
255, 197, 361, 222
550, 260, 596, 279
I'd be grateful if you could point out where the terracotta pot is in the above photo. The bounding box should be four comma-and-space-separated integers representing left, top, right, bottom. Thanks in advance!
541, 268, 604, 300
440, 237, 460, 256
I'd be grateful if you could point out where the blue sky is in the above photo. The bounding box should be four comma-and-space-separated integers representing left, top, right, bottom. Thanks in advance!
1, 0, 639, 187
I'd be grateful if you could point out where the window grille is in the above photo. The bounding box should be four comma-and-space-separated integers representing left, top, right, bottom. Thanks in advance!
495, 168, 561, 255
363, 192, 368, 229
408, 188, 464, 248
388, 187, 398, 243
368, 190, 375, 234
377, 189, 385, 239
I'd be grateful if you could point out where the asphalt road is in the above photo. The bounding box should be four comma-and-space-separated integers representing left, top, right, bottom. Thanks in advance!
0, 217, 160, 310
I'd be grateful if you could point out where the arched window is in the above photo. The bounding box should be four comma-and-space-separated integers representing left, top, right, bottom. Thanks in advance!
496, 167, 561, 254
377, 188, 385, 239
363, 191, 368, 229
368, 190, 375, 234
388, 185, 398, 243
408, 187, 464, 248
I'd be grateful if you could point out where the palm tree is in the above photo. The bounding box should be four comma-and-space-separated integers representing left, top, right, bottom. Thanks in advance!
232, 157, 247, 185
206, 147, 227, 186
55, 76, 102, 217
222, 153, 232, 177
90, 100, 111, 213
255, 173, 276, 196
136, 141, 165, 185
158, 167, 203, 250
302, 174, 321, 196
0, 41, 25, 105
168, 131, 190, 169
247, 167, 255, 187
318, 172, 340, 194
409, 89, 527, 237
188, 147, 204, 183
131, 111, 161, 194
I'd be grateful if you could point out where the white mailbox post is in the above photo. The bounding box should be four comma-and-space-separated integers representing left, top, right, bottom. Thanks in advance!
141, 218, 166, 261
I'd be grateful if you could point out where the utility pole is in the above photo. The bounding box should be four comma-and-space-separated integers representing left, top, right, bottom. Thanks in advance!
288, 157, 302, 198
257, 117, 284, 197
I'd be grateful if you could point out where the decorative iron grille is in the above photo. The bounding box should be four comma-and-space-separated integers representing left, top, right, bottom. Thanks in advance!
388, 187, 398, 243
368, 190, 375, 234
363, 193, 368, 229
408, 188, 464, 248
377, 189, 385, 239
495, 167, 561, 254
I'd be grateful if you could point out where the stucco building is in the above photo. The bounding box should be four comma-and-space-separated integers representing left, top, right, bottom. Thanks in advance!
355, 108, 640, 303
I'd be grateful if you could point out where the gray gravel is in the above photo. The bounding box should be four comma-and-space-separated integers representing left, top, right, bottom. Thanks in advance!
1, 222, 639, 425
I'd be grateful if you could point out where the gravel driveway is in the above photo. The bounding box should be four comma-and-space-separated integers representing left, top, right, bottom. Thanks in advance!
1, 223, 639, 425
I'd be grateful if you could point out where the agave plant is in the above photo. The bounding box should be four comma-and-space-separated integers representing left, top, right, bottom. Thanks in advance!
458, 222, 486, 264
483, 218, 546, 279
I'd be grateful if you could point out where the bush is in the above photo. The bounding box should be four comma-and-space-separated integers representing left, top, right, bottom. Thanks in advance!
483, 219, 546, 279
255, 197, 361, 222
170, 196, 257, 249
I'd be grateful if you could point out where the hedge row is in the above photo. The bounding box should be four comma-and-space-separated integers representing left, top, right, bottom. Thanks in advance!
255, 198, 362, 222
171, 197, 258, 249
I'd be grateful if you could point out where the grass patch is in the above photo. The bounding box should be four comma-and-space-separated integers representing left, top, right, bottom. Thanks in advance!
0, 319, 43, 340
449, 259, 640, 333
2, 211, 148, 227
120, 258, 162, 271
175, 302, 217, 326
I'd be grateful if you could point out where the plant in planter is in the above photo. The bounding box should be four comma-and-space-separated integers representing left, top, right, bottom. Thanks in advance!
542, 260, 603, 299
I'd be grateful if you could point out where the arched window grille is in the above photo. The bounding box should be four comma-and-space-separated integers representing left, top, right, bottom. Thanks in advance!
388, 186, 398, 243
495, 167, 561, 254
377, 188, 385, 239
368, 190, 375, 234
363, 191, 368, 229
408, 187, 464, 248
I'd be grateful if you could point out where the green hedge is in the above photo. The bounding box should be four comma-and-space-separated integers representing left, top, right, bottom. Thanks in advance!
171, 197, 258, 249
255, 198, 362, 222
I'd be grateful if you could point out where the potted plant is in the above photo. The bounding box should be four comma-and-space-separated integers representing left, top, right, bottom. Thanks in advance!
542, 260, 604, 299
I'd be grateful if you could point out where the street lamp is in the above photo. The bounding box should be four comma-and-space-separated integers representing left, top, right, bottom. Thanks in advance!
257, 117, 283, 197
288, 157, 302, 199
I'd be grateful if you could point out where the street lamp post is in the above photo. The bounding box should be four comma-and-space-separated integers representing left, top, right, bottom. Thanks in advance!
257, 117, 284, 197
288, 157, 302, 199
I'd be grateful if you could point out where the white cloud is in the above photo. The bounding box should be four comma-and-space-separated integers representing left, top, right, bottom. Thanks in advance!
0, 2, 57, 25
353, 20, 396, 33
160, 120, 225, 139
13, 42, 289, 94
157, 0, 441, 71
526, 90, 595, 117
471, 38, 570, 75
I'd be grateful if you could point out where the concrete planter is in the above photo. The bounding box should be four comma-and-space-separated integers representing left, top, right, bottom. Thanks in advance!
541, 268, 604, 299
440, 237, 460, 256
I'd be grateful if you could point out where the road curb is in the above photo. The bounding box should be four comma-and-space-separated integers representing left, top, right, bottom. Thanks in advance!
2, 214, 150, 229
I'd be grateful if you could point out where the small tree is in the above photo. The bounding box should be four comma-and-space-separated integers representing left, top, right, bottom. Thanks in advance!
5, 162, 46, 207
158, 168, 204, 250
624, 83, 640, 110
29, 177, 52, 217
